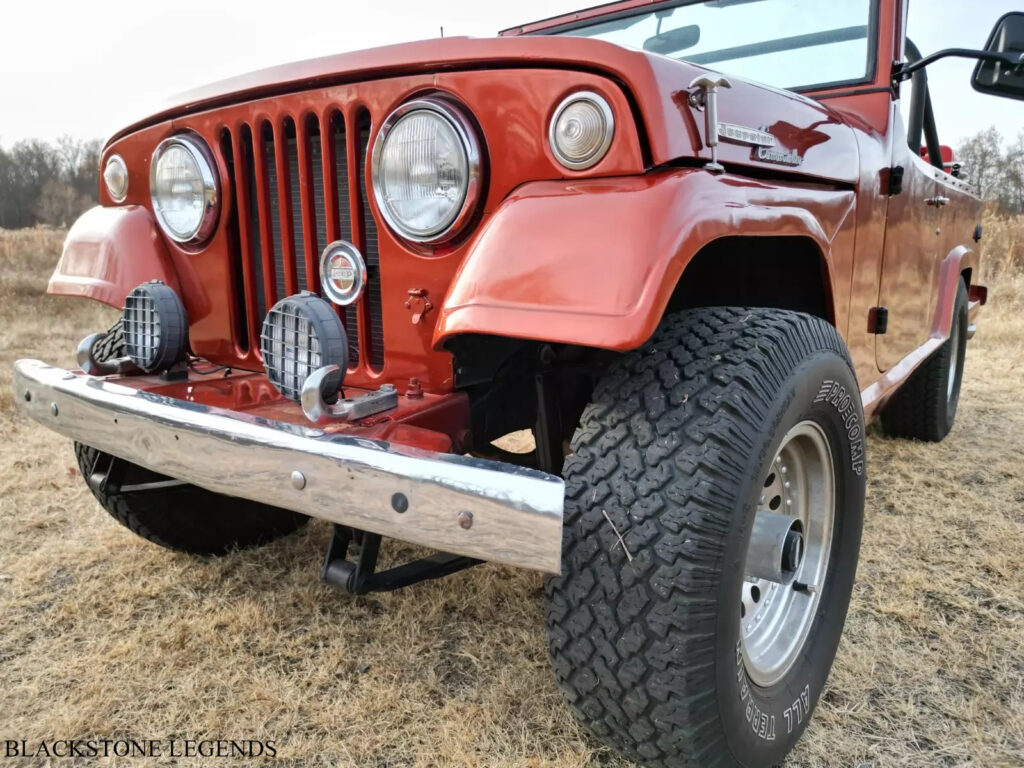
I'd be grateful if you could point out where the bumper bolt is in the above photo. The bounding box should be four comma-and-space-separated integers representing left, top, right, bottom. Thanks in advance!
290, 470, 306, 490
23, 390, 31, 402
50, 402, 59, 416
457, 511, 473, 530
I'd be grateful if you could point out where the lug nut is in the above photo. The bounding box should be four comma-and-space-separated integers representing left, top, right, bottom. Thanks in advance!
406, 378, 424, 399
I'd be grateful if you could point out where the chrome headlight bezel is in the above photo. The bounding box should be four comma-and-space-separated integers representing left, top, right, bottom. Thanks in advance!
150, 133, 220, 245
370, 97, 483, 245
549, 91, 615, 171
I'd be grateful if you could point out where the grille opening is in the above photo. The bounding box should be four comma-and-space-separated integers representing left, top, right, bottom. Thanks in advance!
262, 121, 288, 302
307, 114, 327, 265
220, 129, 250, 353
241, 125, 268, 321
357, 110, 385, 370
282, 116, 309, 292
330, 110, 359, 366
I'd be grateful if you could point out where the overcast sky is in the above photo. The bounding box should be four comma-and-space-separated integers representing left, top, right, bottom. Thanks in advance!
1, 0, 1021, 150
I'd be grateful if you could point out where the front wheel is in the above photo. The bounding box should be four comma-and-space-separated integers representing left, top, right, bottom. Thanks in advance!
75, 443, 308, 556
546, 308, 866, 767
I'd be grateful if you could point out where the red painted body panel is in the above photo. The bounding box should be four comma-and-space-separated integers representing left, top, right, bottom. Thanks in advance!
435, 169, 856, 350
49, 206, 179, 307
104, 366, 470, 453
47, 0, 989, 441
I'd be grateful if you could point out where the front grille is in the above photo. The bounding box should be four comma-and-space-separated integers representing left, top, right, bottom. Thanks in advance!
224, 110, 384, 370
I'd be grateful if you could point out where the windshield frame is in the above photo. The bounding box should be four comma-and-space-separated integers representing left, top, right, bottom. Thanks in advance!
525, 0, 882, 95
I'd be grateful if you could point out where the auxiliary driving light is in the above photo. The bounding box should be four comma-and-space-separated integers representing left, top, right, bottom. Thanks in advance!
260, 293, 348, 402
122, 281, 189, 373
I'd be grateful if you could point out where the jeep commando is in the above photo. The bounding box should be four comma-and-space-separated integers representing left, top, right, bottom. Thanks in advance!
13, 2, 1024, 765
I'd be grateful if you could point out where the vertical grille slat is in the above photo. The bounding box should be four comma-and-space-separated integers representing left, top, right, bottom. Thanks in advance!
234, 108, 385, 375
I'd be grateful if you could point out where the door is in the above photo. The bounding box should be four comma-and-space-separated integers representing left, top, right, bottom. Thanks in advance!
876, 127, 942, 371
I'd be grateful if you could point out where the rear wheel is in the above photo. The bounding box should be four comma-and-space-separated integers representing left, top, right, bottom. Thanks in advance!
881, 281, 968, 442
546, 307, 865, 767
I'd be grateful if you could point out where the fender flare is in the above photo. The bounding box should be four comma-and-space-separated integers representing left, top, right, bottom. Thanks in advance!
434, 168, 856, 351
931, 244, 978, 338
48, 205, 181, 308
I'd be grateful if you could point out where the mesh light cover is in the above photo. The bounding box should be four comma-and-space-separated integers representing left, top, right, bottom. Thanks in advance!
121, 282, 188, 372
260, 294, 348, 402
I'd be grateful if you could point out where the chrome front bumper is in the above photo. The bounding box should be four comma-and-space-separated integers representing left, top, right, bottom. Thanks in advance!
13, 360, 564, 573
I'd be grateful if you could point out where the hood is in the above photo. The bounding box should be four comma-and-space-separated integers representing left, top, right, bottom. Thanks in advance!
112, 35, 860, 184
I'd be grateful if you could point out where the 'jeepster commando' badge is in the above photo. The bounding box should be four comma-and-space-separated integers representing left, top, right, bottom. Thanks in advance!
755, 144, 804, 167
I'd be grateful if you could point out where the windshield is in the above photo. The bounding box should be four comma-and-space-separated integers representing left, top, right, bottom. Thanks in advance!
555, 0, 877, 92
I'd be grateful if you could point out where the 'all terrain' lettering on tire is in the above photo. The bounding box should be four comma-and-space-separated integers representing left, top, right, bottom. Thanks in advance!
734, 642, 776, 741
814, 380, 865, 475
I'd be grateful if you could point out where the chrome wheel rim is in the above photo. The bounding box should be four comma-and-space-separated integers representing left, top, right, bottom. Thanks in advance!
947, 313, 961, 402
740, 421, 835, 687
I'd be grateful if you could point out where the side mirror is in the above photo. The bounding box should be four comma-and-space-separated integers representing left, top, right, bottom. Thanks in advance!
972, 12, 1024, 100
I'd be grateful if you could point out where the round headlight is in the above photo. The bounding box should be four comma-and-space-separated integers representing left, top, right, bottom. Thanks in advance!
371, 98, 482, 243
150, 134, 219, 244
122, 281, 189, 373
103, 155, 129, 203
260, 293, 348, 403
549, 91, 615, 171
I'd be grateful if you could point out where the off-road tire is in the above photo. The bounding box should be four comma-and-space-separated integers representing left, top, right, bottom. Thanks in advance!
545, 308, 866, 767
74, 444, 308, 555
91, 318, 126, 361
880, 281, 968, 442
74, 320, 306, 555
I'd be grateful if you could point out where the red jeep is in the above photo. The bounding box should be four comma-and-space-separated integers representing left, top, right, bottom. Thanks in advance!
13, 2, 1024, 765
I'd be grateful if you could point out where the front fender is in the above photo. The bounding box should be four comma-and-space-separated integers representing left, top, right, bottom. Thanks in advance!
48, 206, 180, 308
434, 169, 855, 351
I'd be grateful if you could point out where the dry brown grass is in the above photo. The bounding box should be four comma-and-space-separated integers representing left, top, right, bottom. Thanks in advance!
1, 224, 1022, 767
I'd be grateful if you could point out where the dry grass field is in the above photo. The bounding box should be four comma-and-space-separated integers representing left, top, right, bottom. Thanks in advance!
1, 225, 1022, 767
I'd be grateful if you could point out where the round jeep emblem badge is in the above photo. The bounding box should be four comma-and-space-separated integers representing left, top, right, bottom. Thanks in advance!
319, 241, 367, 306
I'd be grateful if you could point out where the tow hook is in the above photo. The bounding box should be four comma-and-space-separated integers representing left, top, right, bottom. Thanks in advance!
405, 289, 433, 325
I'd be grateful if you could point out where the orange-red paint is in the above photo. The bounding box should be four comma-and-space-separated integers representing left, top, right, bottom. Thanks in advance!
49, 0, 988, 439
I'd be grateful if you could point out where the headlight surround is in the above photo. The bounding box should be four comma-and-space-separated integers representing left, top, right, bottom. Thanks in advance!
371, 97, 482, 244
549, 91, 615, 171
103, 155, 129, 203
150, 134, 219, 244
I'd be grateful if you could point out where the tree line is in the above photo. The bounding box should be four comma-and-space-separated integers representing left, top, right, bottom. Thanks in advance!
955, 128, 1024, 214
0, 127, 1021, 229
0, 136, 101, 229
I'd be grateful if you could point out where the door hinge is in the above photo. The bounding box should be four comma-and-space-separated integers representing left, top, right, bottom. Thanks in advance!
869, 307, 889, 335
886, 166, 904, 196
